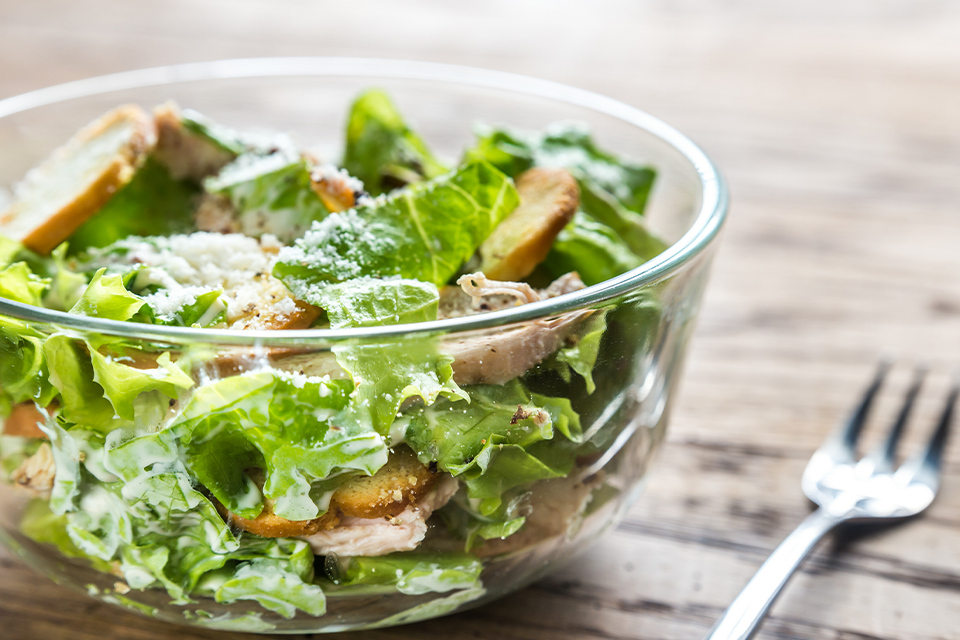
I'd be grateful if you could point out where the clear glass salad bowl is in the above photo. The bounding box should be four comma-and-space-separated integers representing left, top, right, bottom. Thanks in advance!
0, 58, 727, 633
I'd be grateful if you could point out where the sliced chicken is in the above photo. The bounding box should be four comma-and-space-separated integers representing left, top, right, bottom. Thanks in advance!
476, 167, 579, 281
302, 474, 459, 557
440, 272, 590, 386
153, 102, 236, 182
0, 105, 155, 254
270, 272, 589, 387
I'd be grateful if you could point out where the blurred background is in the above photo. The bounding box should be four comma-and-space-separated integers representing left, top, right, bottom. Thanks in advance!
1, 1, 959, 638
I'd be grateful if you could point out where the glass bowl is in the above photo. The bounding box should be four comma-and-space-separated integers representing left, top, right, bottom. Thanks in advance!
0, 58, 727, 633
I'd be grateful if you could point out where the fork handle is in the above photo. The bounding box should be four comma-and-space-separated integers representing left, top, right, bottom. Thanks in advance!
704, 507, 846, 640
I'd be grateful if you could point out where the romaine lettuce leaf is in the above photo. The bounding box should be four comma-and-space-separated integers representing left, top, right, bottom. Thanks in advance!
68, 268, 145, 321
0, 236, 21, 267
215, 558, 326, 618
106, 371, 387, 521
140, 287, 225, 327
44, 333, 193, 427
44, 244, 87, 311
0, 317, 57, 407
334, 340, 467, 435
309, 277, 439, 328
205, 149, 330, 242
0, 261, 49, 306
404, 380, 582, 514
326, 553, 482, 595
543, 212, 644, 286
274, 160, 519, 290
20, 498, 117, 573
465, 122, 666, 263
34, 421, 325, 615
67, 157, 199, 254
342, 89, 450, 195
466, 122, 656, 217
552, 310, 608, 394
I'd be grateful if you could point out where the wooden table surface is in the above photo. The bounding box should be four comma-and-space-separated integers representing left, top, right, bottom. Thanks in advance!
2, 1, 960, 638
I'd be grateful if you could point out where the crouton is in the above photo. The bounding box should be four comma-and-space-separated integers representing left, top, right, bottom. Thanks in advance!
223, 446, 438, 539
477, 167, 579, 282
0, 105, 155, 254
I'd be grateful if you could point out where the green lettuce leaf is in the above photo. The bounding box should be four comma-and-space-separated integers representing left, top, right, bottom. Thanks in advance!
0, 236, 21, 267
215, 558, 326, 618
334, 340, 467, 435
34, 422, 324, 615
326, 553, 482, 595
67, 158, 199, 254
466, 122, 656, 217
68, 268, 145, 321
0, 317, 57, 407
404, 380, 581, 515
44, 244, 88, 311
551, 310, 608, 394
543, 212, 644, 286
274, 160, 519, 290
20, 499, 116, 573
0, 261, 49, 306
105, 371, 387, 521
140, 287, 225, 327
309, 277, 439, 328
205, 149, 330, 242
465, 122, 666, 263
342, 89, 450, 196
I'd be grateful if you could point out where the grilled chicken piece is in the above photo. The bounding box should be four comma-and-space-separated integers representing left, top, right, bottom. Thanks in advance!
476, 167, 579, 282
153, 102, 236, 182
2, 402, 50, 439
0, 105, 155, 254
270, 272, 589, 386
11, 443, 56, 498
222, 446, 439, 539
440, 271, 589, 385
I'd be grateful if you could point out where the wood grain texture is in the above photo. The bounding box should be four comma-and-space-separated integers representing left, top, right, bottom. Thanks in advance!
1, 0, 960, 638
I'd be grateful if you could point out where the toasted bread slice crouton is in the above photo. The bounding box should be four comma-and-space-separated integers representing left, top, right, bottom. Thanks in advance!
153, 102, 236, 182
2, 402, 51, 439
477, 167, 579, 281
0, 105, 155, 254
331, 446, 438, 519
222, 446, 439, 539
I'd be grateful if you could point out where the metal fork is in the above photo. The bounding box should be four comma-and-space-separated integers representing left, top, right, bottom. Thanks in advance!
705, 361, 959, 640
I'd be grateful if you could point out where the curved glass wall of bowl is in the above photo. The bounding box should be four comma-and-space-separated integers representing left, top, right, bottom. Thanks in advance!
0, 59, 727, 633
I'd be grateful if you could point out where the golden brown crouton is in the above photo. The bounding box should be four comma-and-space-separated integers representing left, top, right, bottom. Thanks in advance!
477, 167, 579, 281
222, 446, 438, 539
330, 446, 438, 519
0, 105, 155, 254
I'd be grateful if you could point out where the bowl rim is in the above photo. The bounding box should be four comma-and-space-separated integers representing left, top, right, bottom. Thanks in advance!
0, 57, 728, 346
